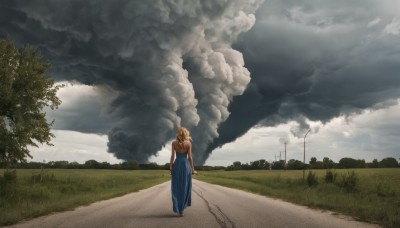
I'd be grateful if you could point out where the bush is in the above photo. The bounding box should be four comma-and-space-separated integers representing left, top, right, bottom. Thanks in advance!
325, 169, 337, 183
337, 171, 358, 192
3, 169, 17, 183
0, 169, 17, 195
306, 171, 318, 187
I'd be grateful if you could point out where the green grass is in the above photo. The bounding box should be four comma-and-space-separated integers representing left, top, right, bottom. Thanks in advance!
194, 168, 400, 228
0, 169, 170, 226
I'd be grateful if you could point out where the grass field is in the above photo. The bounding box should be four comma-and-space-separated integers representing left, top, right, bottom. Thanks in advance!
0, 169, 170, 226
194, 168, 400, 228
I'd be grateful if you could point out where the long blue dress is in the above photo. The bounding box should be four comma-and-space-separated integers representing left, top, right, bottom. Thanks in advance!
171, 151, 192, 214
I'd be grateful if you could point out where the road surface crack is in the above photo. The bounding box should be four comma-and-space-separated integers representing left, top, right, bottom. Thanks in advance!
193, 188, 235, 228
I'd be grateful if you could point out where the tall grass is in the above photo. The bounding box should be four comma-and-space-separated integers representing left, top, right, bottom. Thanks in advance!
0, 169, 170, 226
194, 168, 400, 228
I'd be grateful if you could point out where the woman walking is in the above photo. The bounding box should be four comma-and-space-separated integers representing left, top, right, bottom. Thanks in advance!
170, 127, 196, 216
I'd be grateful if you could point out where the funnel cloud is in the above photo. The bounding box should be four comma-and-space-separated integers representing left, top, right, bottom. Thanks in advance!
1, 0, 400, 165
0, 0, 262, 164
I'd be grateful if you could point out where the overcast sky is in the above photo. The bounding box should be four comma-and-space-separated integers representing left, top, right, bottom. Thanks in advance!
1, 0, 400, 166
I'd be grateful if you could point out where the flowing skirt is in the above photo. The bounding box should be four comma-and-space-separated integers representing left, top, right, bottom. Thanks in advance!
171, 154, 192, 214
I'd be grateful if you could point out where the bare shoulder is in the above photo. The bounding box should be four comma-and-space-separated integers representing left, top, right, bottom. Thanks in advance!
185, 140, 192, 148
171, 140, 177, 148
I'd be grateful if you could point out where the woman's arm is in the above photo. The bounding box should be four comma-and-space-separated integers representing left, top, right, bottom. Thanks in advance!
188, 142, 195, 174
170, 142, 175, 175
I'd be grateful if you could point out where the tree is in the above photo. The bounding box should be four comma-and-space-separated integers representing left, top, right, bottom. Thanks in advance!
250, 160, 260, 169
287, 159, 304, 170
379, 157, 399, 168
0, 38, 62, 164
233, 161, 242, 168
338, 157, 365, 169
309, 157, 321, 169
310, 157, 317, 165
259, 159, 270, 170
226, 161, 243, 171
139, 162, 159, 170
121, 160, 139, 170
369, 159, 379, 168
322, 157, 335, 169
271, 160, 285, 170
85, 160, 100, 169
52, 160, 69, 169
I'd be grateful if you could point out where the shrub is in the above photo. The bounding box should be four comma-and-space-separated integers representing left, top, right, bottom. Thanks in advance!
337, 171, 358, 192
0, 169, 17, 195
325, 169, 337, 183
3, 169, 17, 183
306, 171, 318, 187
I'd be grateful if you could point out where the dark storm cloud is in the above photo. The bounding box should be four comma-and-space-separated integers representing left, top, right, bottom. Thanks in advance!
2, 0, 399, 164
0, 0, 262, 164
208, 0, 400, 154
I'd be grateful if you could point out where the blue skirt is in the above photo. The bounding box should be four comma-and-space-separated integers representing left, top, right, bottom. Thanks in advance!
171, 152, 192, 214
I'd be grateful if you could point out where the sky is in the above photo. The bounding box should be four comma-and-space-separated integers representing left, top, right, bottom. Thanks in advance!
1, 0, 400, 166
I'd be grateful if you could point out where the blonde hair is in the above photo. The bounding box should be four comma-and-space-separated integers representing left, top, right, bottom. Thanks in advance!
176, 127, 191, 148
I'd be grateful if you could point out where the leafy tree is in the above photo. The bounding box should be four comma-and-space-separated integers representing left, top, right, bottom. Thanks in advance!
250, 160, 260, 169
121, 160, 139, 170
271, 160, 285, 170
233, 161, 242, 168
241, 162, 251, 170
0, 38, 62, 164
338, 157, 366, 169
85, 160, 100, 169
379, 157, 399, 168
139, 162, 159, 169
259, 159, 270, 170
52, 160, 69, 169
310, 162, 323, 169
287, 159, 304, 170
309, 157, 324, 169
68, 161, 81, 169
310, 157, 317, 165
228, 161, 243, 170
99, 161, 112, 169
322, 157, 335, 169
369, 159, 379, 168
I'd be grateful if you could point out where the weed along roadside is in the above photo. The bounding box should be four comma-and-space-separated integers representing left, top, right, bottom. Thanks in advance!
193, 168, 400, 228
1, 168, 398, 227
0, 169, 170, 226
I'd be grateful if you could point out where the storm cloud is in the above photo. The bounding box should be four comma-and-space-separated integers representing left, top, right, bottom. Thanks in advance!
207, 0, 400, 155
1, 0, 262, 164
1, 0, 400, 165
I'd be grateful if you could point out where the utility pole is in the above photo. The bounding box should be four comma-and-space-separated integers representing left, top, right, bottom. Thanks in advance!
284, 142, 287, 169
303, 129, 311, 180
279, 151, 281, 161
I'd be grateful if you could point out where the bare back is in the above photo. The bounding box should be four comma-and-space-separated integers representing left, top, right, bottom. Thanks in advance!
170, 134, 195, 176
173, 140, 190, 153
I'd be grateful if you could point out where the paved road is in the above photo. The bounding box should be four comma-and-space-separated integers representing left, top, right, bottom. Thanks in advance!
9, 179, 378, 228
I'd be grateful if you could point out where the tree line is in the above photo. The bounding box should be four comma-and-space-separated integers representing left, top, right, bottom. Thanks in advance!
0, 160, 168, 170
0, 157, 398, 171
0, 157, 398, 170
226, 157, 399, 171
0, 160, 226, 171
